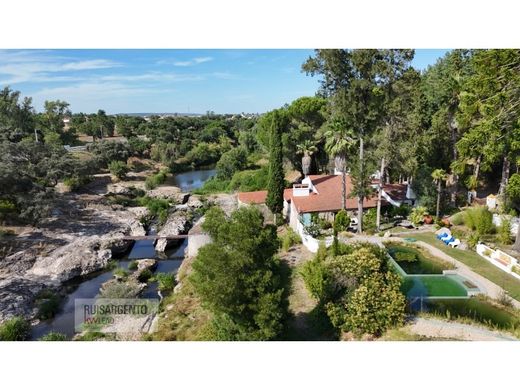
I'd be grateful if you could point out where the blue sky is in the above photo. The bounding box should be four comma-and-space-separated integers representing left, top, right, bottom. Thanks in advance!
0, 49, 448, 114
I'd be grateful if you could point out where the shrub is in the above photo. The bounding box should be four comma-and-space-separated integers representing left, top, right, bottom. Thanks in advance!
137, 269, 153, 283
464, 206, 494, 235
362, 208, 377, 231
301, 257, 333, 302
450, 212, 465, 226
63, 176, 92, 191
409, 206, 428, 225
281, 228, 302, 251
497, 218, 512, 245
113, 267, 130, 279
304, 221, 321, 238
39, 332, 67, 341
155, 272, 176, 292
467, 232, 481, 249
100, 281, 142, 299
128, 260, 138, 270
105, 259, 118, 270
334, 210, 351, 232
0, 199, 17, 221
145, 169, 169, 190
228, 166, 269, 192
0, 317, 31, 341
138, 196, 170, 221
36, 290, 61, 320
108, 160, 129, 179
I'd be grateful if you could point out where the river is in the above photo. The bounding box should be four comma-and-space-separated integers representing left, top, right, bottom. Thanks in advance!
31, 239, 187, 340
167, 168, 216, 192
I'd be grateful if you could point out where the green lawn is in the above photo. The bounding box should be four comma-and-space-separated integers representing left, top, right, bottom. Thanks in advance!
408, 233, 520, 301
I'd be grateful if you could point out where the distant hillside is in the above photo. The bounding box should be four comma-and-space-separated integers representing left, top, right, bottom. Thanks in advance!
116, 112, 203, 117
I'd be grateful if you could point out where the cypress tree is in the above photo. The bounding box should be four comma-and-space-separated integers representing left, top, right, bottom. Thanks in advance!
266, 110, 285, 222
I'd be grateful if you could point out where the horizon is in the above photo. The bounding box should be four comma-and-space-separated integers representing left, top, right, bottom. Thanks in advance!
0, 49, 448, 114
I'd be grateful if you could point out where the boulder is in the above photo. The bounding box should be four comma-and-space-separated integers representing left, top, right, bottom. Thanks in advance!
187, 196, 203, 209
136, 259, 158, 272
0, 277, 53, 323
155, 211, 191, 252
29, 237, 112, 282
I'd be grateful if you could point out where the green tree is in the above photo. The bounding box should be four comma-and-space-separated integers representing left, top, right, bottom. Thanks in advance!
190, 206, 286, 340
303, 49, 414, 232
215, 147, 248, 180
323, 118, 355, 210
0, 87, 35, 142
266, 110, 286, 222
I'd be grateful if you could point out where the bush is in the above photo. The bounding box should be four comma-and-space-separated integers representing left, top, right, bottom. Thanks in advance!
450, 212, 465, 226
145, 169, 169, 190
281, 228, 302, 251
409, 206, 428, 225
228, 166, 269, 192
100, 281, 142, 299
155, 272, 176, 292
300, 257, 333, 302
138, 196, 170, 223
0, 199, 17, 221
464, 206, 494, 235
36, 290, 61, 320
113, 267, 130, 279
39, 332, 67, 341
498, 217, 513, 245
89, 141, 131, 168
63, 175, 92, 191
137, 269, 153, 283
108, 160, 129, 179
216, 147, 248, 180
334, 210, 351, 232
128, 260, 138, 270
362, 208, 377, 231
467, 232, 481, 249
0, 317, 31, 341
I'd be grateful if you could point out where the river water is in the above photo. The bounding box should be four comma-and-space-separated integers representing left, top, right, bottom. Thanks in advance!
168, 168, 216, 192
30, 168, 214, 340
31, 239, 187, 340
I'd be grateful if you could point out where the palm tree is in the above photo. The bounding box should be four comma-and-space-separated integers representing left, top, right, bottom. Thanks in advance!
431, 169, 448, 219
296, 140, 318, 177
324, 119, 356, 210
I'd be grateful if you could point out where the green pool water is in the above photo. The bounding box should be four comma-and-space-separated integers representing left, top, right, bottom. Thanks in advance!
386, 244, 472, 298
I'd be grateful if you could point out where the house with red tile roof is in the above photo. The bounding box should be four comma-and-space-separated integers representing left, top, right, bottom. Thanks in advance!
237, 173, 416, 252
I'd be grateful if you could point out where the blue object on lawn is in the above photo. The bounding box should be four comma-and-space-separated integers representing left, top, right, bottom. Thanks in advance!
436, 232, 448, 239
444, 237, 455, 245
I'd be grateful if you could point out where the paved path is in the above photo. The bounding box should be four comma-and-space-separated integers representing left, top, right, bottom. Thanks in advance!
407, 317, 518, 341
339, 234, 520, 309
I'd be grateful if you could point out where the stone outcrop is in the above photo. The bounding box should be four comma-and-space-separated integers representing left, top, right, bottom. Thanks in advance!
155, 211, 191, 252
146, 186, 190, 204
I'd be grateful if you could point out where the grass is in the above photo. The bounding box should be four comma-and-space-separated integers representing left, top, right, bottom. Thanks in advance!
283, 262, 336, 341
408, 233, 520, 301
420, 296, 520, 333
0, 317, 31, 341
379, 327, 455, 341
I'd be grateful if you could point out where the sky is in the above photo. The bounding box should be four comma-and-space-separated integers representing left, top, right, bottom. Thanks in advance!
0, 49, 448, 114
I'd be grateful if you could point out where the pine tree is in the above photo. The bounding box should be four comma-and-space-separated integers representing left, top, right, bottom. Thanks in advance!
266, 109, 286, 223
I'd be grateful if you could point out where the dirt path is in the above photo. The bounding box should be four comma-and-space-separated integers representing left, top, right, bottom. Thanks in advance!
406, 317, 518, 341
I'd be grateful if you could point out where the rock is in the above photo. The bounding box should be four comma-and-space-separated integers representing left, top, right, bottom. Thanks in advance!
435, 227, 451, 236
155, 211, 191, 252
136, 259, 158, 272
187, 196, 203, 208
177, 193, 190, 204
384, 231, 392, 238
0, 277, 52, 323
128, 207, 149, 220
29, 237, 112, 282
106, 184, 132, 195
101, 238, 133, 256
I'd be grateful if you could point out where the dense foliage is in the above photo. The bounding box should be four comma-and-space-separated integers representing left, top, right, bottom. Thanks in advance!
190, 206, 287, 340
301, 243, 406, 337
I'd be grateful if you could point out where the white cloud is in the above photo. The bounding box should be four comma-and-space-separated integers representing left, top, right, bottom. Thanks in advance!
172, 56, 213, 67
0, 51, 120, 85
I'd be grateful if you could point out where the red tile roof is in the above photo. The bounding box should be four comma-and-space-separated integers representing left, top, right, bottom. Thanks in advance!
237, 190, 268, 204
238, 174, 386, 213
382, 183, 408, 201
287, 175, 384, 213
